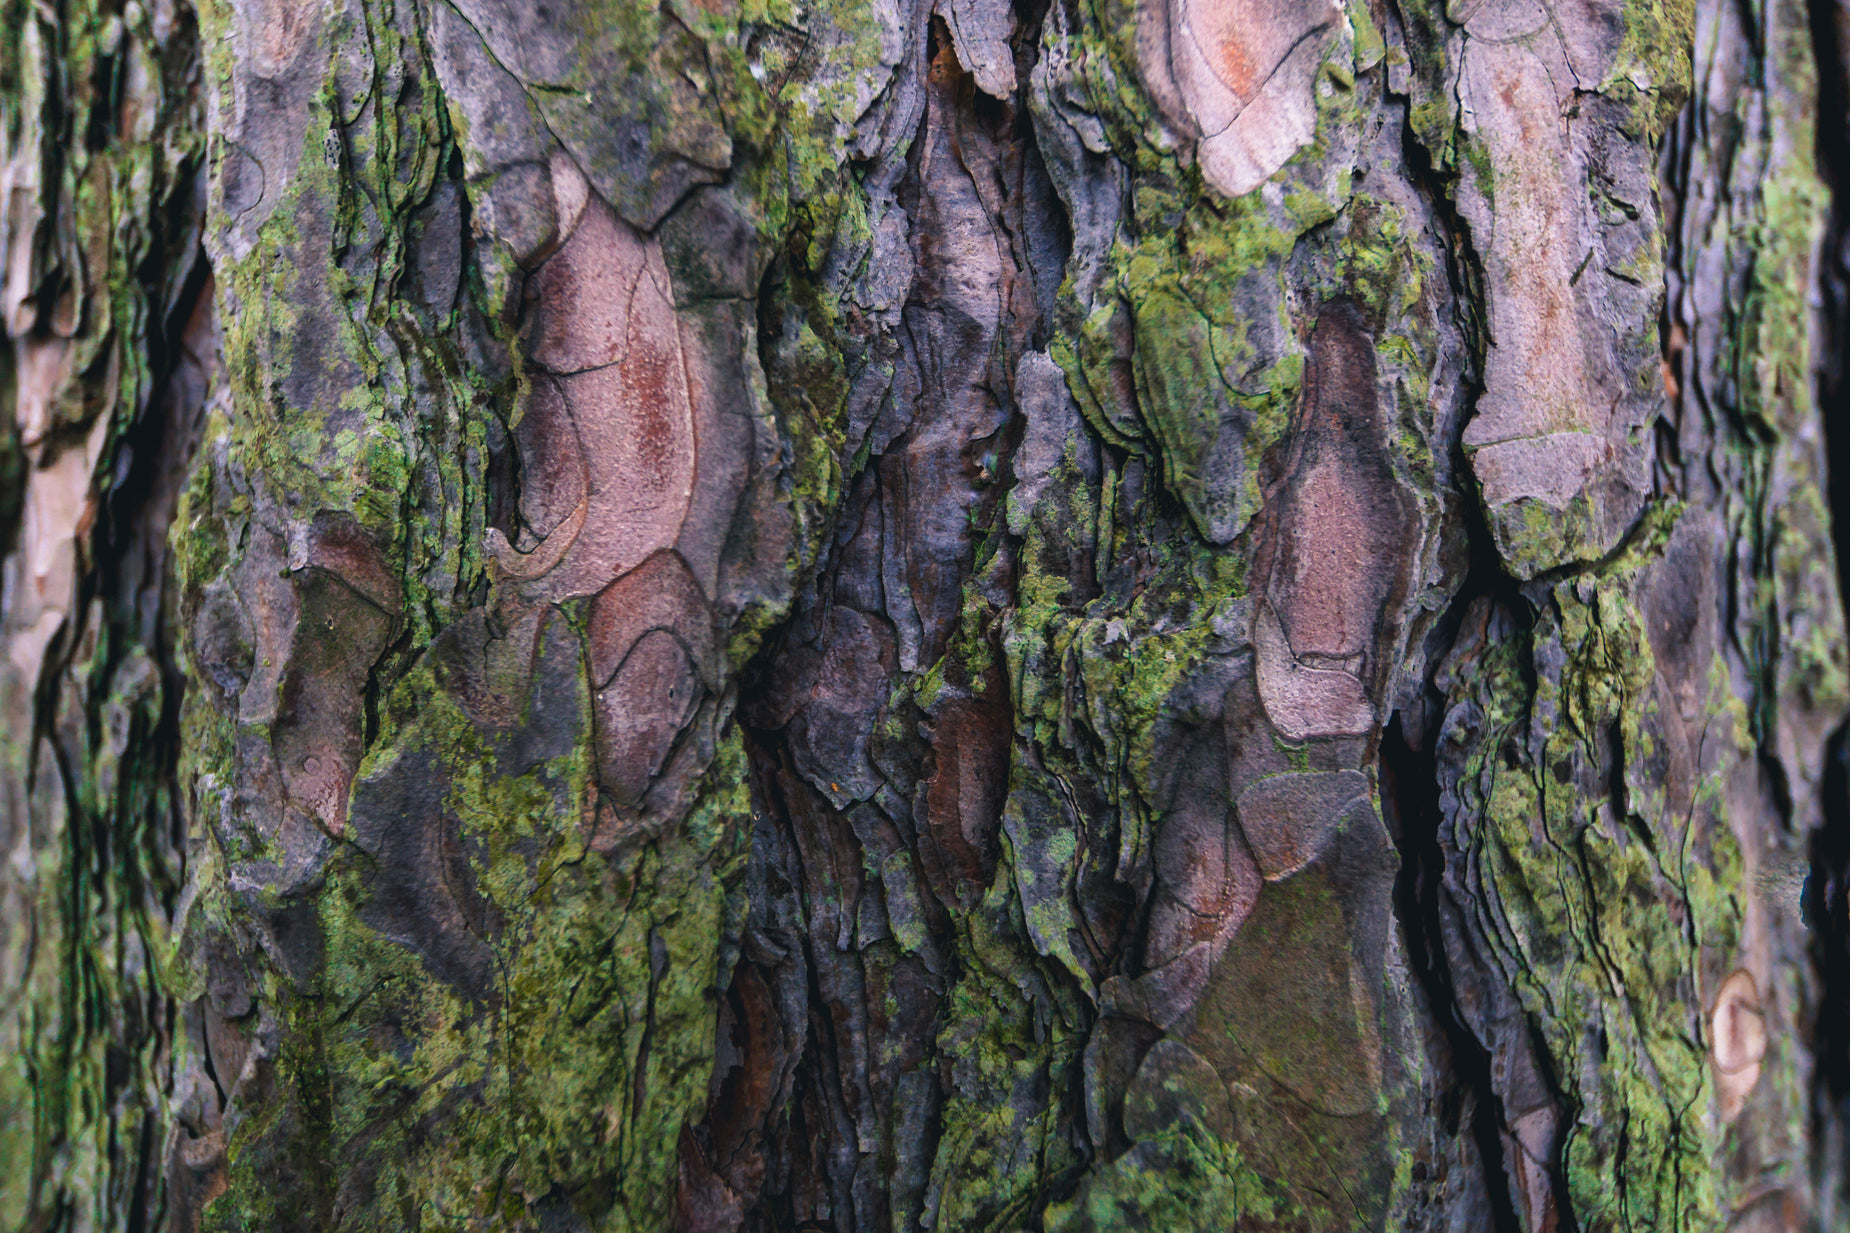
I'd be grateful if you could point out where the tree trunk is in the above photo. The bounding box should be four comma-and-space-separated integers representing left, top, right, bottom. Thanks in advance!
2, 0, 1846, 1229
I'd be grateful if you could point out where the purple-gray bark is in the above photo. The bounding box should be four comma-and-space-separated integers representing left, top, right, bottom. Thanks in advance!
2, 0, 1849, 1230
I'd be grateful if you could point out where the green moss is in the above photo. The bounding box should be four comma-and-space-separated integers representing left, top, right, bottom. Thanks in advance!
1055, 188, 1302, 543
1607, 0, 1695, 141
929, 873, 1087, 1231
1335, 196, 1426, 324
1440, 538, 1745, 1231
1485, 489, 1599, 578
206, 640, 753, 1230
0, 0, 217, 1221
1775, 485, 1850, 711
998, 22, 1466, 1219
1739, 141, 1827, 442
1348, 0, 1386, 70
171, 0, 850, 1225
1046, 1118, 1286, 1231
1462, 138, 1496, 203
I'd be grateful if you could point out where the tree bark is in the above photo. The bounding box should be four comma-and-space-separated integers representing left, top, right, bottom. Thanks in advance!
1, 0, 1846, 1229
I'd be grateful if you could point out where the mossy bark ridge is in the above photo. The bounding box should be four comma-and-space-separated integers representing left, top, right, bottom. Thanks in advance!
0, 0, 1845, 1229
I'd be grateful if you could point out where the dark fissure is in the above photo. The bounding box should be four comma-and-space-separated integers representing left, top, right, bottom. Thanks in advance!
5, 0, 1846, 1229
1808, 0, 1850, 1210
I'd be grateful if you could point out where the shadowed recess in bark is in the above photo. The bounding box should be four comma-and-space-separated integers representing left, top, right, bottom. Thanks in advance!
3, 0, 1848, 1229
1807, 0, 1850, 1212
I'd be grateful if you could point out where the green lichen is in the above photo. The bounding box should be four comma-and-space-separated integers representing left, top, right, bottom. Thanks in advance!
1046, 1118, 1284, 1231
929, 870, 1087, 1231
173, 0, 882, 1222
0, 0, 210, 1222
1607, 0, 1696, 141
205, 637, 753, 1230
1444, 544, 1746, 1231
981, 5, 1466, 1220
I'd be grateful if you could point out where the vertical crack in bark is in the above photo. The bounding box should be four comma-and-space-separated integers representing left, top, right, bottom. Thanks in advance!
1383, 713, 1524, 1233
111, 243, 217, 1227
684, 9, 1063, 1224
18, 216, 217, 1226
1377, 23, 1538, 1225
1814, 733, 1850, 1213
1808, 0, 1850, 1212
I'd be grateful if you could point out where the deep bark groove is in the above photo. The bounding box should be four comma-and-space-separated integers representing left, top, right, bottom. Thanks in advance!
1807, 0, 1850, 1212
3, 0, 1847, 1229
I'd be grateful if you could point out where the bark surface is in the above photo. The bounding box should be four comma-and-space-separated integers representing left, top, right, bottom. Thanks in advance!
1, 0, 1846, 1230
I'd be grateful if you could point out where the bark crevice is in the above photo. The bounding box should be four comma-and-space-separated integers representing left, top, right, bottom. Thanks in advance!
1808, 0, 1850, 1210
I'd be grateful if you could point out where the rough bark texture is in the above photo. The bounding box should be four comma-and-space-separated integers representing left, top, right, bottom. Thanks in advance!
2, 0, 1848, 1229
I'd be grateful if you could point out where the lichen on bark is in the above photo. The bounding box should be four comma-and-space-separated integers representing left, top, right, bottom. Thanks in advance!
3, 0, 1849, 1229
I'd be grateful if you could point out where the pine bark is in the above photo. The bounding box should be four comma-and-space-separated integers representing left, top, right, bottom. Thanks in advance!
1, 0, 1846, 1230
